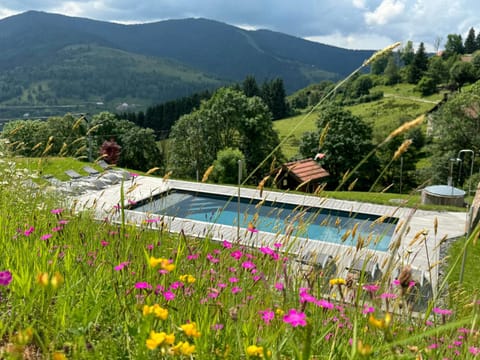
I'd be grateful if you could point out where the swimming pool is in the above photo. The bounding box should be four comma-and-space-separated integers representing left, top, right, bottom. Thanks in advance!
132, 190, 398, 251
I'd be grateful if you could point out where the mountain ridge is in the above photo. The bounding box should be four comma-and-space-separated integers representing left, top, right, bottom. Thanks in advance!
0, 10, 374, 117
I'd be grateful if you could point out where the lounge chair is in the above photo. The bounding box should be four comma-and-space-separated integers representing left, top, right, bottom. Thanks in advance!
83, 166, 100, 176
65, 169, 83, 180
346, 257, 382, 283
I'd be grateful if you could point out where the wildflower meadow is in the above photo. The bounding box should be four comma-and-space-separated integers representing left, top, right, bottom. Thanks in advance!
0, 157, 479, 360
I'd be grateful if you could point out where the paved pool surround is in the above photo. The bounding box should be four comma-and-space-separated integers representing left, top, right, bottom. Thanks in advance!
74, 176, 468, 294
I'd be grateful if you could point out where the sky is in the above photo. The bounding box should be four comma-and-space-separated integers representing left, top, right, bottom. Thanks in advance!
0, 0, 479, 51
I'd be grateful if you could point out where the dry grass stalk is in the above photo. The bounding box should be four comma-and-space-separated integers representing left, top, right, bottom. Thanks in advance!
201, 165, 214, 183
163, 171, 172, 181
362, 42, 401, 66
318, 122, 330, 149
348, 178, 358, 191
383, 115, 425, 144
393, 139, 413, 161
257, 175, 270, 197
146, 167, 160, 175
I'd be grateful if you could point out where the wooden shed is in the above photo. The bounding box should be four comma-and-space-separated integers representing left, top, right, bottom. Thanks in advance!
276, 158, 329, 193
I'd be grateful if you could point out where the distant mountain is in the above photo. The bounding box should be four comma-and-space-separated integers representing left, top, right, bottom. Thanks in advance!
0, 10, 374, 118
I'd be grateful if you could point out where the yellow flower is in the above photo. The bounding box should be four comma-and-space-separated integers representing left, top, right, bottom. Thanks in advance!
171, 341, 196, 356
152, 304, 169, 320
149, 256, 163, 268
52, 352, 67, 360
247, 345, 265, 358
180, 322, 201, 338
160, 259, 175, 272
329, 278, 346, 286
50, 272, 64, 289
368, 313, 392, 330
142, 305, 152, 316
179, 274, 196, 283
275, 308, 284, 316
146, 330, 167, 350
37, 272, 49, 287
14, 327, 33, 345
357, 340, 373, 356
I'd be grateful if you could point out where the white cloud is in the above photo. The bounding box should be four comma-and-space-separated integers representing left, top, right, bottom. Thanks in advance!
306, 31, 395, 50
352, 0, 366, 9
365, 0, 405, 26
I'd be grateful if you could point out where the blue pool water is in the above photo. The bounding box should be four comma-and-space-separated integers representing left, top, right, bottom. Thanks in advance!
132, 190, 397, 251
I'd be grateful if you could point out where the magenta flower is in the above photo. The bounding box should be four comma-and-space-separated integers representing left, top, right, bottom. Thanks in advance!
135, 282, 152, 289
187, 253, 199, 260
24, 226, 34, 236
362, 305, 375, 314
41, 233, 52, 241
230, 250, 243, 260
241, 261, 256, 270
259, 310, 275, 325
469, 346, 480, 355
283, 309, 307, 327
163, 291, 175, 301
114, 261, 129, 271
273, 242, 282, 248
380, 292, 397, 299
52, 226, 63, 232
231, 286, 242, 294
58, 219, 69, 225
206, 253, 219, 263
0, 271, 12, 286
50, 208, 63, 215
363, 284, 379, 292
274, 282, 284, 291
211, 323, 224, 331
260, 247, 274, 255
433, 307, 452, 316
316, 299, 334, 310
144, 217, 161, 223
222, 240, 232, 248
229, 277, 239, 283
100, 240, 109, 247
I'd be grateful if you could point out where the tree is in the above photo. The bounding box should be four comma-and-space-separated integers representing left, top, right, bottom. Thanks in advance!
444, 34, 464, 57
242, 75, 260, 97
464, 27, 477, 54
407, 42, 429, 84
351, 75, 373, 97
400, 41, 415, 66
370, 54, 389, 75
212, 148, 246, 184
299, 104, 378, 190
449, 61, 476, 88
169, 87, 283, 182
261, 78, 290, 120
429, 81, 480, 184
384, 54, 401, 85
416, 76, 437, 96
426, 55, 449, 86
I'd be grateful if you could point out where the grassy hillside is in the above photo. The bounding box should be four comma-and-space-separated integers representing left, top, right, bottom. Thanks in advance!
274, 84, 444, 160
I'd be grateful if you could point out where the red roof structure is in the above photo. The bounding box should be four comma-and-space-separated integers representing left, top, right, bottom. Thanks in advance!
277, 158, 329, 192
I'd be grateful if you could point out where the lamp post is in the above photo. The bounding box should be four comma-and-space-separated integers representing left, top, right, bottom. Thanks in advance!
237, 159, 242, 240
457, 149, 475, 195
448, 157, 462, 194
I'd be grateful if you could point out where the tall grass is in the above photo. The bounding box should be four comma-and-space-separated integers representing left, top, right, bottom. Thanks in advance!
1, 43, 479, 359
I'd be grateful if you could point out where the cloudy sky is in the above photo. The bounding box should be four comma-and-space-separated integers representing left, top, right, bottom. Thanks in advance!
0, 0, 479, 51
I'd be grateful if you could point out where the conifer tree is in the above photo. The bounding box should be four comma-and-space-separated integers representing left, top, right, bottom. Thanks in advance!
464, 27, 477, 54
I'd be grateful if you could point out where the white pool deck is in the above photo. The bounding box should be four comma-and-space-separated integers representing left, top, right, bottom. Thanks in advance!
73, 176, 469, 293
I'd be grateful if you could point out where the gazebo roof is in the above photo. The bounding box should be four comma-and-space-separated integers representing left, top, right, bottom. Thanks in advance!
283, 158, 329, 183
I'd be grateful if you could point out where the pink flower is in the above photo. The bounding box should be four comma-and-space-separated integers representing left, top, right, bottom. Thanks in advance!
274, 282, 284, 291
273, 242, 282, 248
231, 250, 243, 260
206, 253, 219, 263
58, 219, 69, 225
259, 310, 275, 324
146, 244, 154, 250
231, 286, 242, 294
362, 305, 375, 314
187, 253, 199, 260
363, 284, 379, 292
41, 233, 52, 241
0, 271, 12, 286
24, 226, 34, 236
283, 309, 306, 327
144, 217, 161, 223
135, 282, 152, 289
163, 291, 175, 301
241, 261, 256, 270
229, 277, 238, 283
433, 307, 452, 316
50, 208, 63, 215
316, 299, 334, 310
260, 247, 274, 255
114, 261, 129, 271
469, 346, 480, 355
380, 292, 397, 299
211, 323, 224, 331
222, 240, 232, 248
100, 240, 109, 247
52, 226, 63, 232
